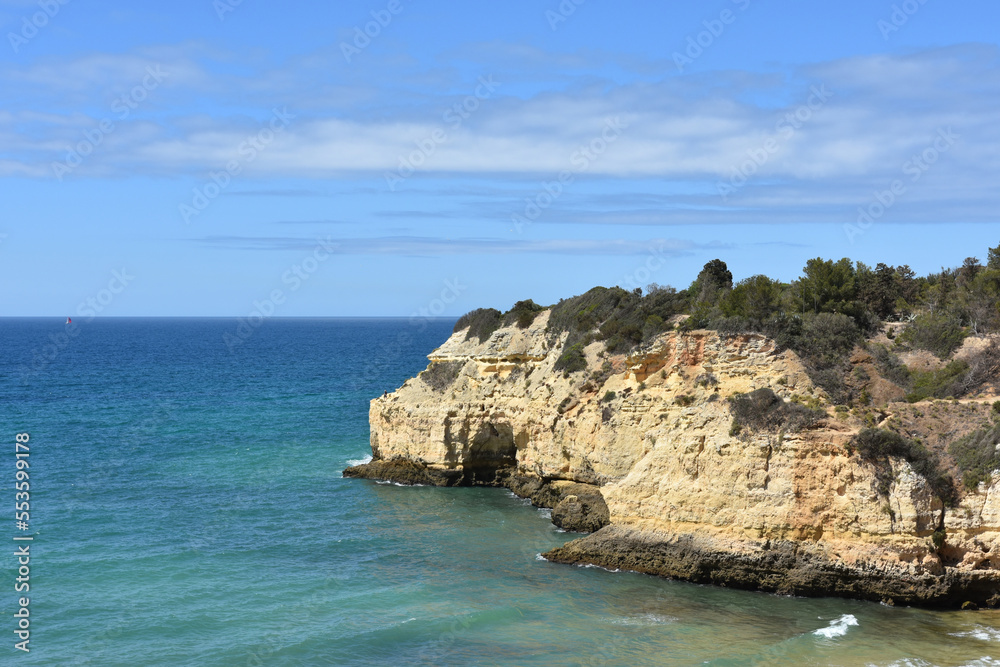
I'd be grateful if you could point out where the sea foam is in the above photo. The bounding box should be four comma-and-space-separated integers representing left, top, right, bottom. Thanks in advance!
813, 614, 859, 639
610, 613, 679, 626
950, 626, 1000, 643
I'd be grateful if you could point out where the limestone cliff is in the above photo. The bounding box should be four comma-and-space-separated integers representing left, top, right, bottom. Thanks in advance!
344, 311, 1000, 609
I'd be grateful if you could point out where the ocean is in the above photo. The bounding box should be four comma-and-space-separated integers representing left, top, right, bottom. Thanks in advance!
2, 317, 999, 666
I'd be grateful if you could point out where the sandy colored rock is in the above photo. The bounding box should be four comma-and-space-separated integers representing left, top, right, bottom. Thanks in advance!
351, 314, 1000, 608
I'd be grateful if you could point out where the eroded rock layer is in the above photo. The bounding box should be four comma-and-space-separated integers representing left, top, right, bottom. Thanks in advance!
344, 312, 1000, 608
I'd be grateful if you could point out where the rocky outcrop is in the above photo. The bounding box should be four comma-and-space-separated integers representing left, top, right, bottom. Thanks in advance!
344, 311, 1000, 608
549, 483, 610, 533
543, 526, 1000, 608
343, 457, 464, 487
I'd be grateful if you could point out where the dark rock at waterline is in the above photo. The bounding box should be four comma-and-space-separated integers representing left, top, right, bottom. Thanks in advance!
500, 472, 562, 506
343, 458, 463, 486
543, 525, 1000, 610
344, 459, 609, 533
550, 485, 610, 533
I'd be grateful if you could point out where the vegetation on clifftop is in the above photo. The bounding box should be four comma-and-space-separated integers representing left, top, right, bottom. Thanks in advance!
504, 299, 545, 329
454, 241, 1000, 406
453, 308, 503, 342
548, 285, 689, 372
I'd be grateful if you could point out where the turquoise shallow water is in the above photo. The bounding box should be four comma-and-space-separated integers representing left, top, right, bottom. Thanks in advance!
2, 317, 1000, 666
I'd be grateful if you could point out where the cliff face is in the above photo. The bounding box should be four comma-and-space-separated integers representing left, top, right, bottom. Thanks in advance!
345, 312, 1000, 608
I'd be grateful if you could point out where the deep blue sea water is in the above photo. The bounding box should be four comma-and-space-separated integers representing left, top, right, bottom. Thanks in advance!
2, 318, 1000, 666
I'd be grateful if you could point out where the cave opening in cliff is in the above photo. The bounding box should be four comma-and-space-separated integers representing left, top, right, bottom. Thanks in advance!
463, 422, 517, 485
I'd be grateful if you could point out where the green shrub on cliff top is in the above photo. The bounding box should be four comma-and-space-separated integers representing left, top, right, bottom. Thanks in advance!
720, 274, 784, 321
898, 312, 969, 359
547, 285, 689, 364
547, 286, 636, 336
454, 308, 503, 342
504, 299, 545, 329
453, 245, 1000, 405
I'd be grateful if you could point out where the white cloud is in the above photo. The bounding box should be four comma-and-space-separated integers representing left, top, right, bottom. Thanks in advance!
196, 235, 706, 257
2, 42, 998, 223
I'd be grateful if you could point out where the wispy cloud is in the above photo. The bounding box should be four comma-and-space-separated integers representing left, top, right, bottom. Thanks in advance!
196, 235, 712, 257
228, 189, 327, 197
4, 42, 998, 223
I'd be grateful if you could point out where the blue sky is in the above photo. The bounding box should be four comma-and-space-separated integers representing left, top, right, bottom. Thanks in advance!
1, 0, 998, 316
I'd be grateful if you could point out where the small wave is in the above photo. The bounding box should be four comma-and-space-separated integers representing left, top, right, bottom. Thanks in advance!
581, 563, 622, 573
813, 614, 859, 639
537, 508, 552, 519
535, 553, 547, 561
346, 455, 373, 466
374, 480, 424, 487
610, 613, 679, 627
505, 491, 533, 505
951, 626, 1000, 643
